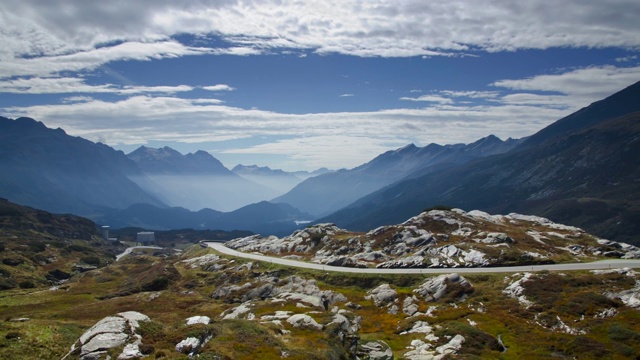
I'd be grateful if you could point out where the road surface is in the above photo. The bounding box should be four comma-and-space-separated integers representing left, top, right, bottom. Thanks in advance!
204, 241, 640, 274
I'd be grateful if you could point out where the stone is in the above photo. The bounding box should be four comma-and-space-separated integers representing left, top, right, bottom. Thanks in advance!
359, 341, 393, 360
186, 316, 211, 325
286, 314, 322, 330
366, 284, 398, 307
414, 273, 472, 302
175, 337, 200, 354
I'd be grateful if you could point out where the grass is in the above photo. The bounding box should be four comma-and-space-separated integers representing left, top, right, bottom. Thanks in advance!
0, 243, 639, 359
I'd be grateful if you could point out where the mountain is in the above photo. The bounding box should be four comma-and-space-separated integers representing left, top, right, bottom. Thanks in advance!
0, 198, 125, 290
232, 164, 305, 194
273, 135, 522, 217
291, 167, 333, 180
0, 117, 164, 215
127, 146, 281, 212
128, 146, 233, 175
96, 201, 313, 236
320, 81, 640, 245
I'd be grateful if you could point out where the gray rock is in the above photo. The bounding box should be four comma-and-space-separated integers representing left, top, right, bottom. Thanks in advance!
66, 311, 150, 360
366, 284, 398, 307
359, 340, 393, 360
414, 273, 472, 302
286, 314, 323, 330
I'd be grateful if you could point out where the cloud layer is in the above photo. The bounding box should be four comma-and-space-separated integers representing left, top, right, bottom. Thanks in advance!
1, 1, 639, 170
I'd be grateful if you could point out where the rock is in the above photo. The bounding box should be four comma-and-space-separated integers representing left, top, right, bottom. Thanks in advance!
221, 302, 254, 320
118, 343, 143, 359
414, 273, 472, 302
366, 284, 398, 307
186, 316, 211, 325
175, 337, 200, 354
436, 334, 465, 356
359, 340, 393, 360
66, 311, 150, 360
403, 295, 420, 316
286, 314, 323, 330
181, 254, 220, 268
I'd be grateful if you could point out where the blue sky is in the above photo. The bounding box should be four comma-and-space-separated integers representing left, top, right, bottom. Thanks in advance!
1, 1, 639, 171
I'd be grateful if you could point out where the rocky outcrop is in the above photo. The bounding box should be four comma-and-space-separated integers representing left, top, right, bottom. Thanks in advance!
224, 208, 640, 269
366, 284, 398, 310
414, 273, 473, 302
63, 311, 150, 360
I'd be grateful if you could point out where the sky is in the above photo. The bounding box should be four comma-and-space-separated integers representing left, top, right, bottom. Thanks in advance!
1, 1, 639, 171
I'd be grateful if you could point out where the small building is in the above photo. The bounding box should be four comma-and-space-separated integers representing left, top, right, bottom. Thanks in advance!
100, 225, 118, 241
136, 231, 155, 245
101, 226, 110, 241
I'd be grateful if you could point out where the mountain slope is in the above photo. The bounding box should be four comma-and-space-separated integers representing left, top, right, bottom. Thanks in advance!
321, 83, 640, 245
127, 146, 280, 211
232, 164, 304, 194
0, 117, 164, 215
273, 136, 522, 217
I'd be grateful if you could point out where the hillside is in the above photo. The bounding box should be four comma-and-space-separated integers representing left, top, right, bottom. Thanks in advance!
274, 135, 522, 218
0, 117, 164, 215
0, 208, 639, 359
0, 198, 124, 290
321, 82, 640, 245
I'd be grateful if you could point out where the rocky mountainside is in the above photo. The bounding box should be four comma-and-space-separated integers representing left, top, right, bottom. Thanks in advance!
127, 146, 280, 212
0, 117, 164, 215
226, 208, 640, 269
321, 82, 640, 245
274, 135, 522, 217
232, 164, 305, 194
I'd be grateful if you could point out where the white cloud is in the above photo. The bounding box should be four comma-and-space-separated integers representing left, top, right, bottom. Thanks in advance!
492, 65, 640, 106
339, 93, 355, 97
0, 76, 194, 95
202, 84, 236, 92
2, 1, 640, 78
400, 95, 454, 104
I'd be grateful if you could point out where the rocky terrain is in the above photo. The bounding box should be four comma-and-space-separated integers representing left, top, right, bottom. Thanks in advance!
1, 205, 640, 359
226, 208, 640, 269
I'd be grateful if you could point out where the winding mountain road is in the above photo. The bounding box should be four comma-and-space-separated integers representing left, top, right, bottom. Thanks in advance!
204, 242, 640, 274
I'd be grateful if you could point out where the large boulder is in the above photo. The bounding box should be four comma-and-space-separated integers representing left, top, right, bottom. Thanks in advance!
414, 273, 473, 302
64, 311, 150, 360
366, 284, 398, 307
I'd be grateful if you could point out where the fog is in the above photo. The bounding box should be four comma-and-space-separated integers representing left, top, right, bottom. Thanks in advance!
129, 174, 281, 212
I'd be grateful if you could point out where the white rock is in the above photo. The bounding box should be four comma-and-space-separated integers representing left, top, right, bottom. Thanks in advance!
286, 314, 322, 330
186, 316, 211, 325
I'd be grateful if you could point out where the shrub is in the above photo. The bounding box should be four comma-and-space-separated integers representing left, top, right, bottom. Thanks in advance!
28, 241, 46, 252
139, 343, 155, 355
81, 256, 100, 266
2, 258, 24, 266
5, 332, 21, 340
142, 277, 169, 291
18, 280, 35, 289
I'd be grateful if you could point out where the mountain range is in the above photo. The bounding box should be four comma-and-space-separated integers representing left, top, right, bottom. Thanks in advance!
127, 146, 281, 212
1, 81, 638, 243
320, 81, 640, 245
273, 135, 523, 217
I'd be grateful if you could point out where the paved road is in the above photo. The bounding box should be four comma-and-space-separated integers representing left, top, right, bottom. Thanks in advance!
205, 242, 640, 274
115, 246, 164, 261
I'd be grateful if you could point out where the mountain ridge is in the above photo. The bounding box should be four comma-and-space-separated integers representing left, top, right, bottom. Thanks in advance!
319, 81, 640, 245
